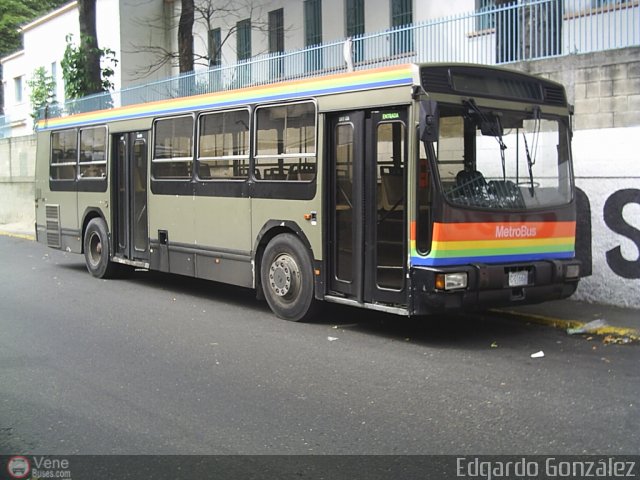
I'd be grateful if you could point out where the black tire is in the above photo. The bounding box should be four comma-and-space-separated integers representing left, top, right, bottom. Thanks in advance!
260, 233, 318, 322
83, 218, 120, 278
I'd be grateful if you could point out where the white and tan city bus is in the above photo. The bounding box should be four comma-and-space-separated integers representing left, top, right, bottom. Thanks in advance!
35, 63, 583, 321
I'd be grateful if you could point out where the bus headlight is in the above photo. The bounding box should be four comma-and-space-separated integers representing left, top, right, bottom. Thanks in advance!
565, 264, 580, 279
435, 272, 468, 291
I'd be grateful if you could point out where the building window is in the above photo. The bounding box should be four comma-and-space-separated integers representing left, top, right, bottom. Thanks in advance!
391, 0, 412, 27
592, 0, 627, 6
236, 19, 252, 61
268, 8, 285, 78
268, 8, 285, 53
304, 0, 323, 71
51, 62, 58, 89
255, 101, 317, 182
346, 0, 365, 63
152, 116, 194, 179
390, 0, 413, 55
198, 109, 250, 180
14, 76, 24, 103
208, 28, 221, 67
236, 19, 252, 86
476, 0, 496, 30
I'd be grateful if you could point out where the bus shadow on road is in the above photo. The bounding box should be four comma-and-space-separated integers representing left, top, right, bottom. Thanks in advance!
135, 268, 544, 347
59, 259, 546, 348
313, 302, 543, 349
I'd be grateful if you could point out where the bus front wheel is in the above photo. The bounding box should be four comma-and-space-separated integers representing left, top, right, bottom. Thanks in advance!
261, 233, 317, 322
83, 218, 120, 279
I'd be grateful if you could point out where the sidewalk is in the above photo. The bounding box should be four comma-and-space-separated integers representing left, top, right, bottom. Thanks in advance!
497, 299, 640, 342
0, 221, 35, 240
1, 220, 638, 341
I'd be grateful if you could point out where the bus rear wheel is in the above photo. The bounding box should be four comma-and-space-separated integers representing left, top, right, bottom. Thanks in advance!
261, 233, 317, 322
84, 218, 120, 279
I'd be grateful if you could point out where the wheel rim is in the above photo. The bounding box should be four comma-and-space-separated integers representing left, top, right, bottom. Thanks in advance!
88, 231, 103, 268
268, 253, 300, 300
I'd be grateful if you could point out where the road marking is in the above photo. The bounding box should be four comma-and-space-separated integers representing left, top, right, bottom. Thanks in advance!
0, 230, 35, 241
493, 308, 639, 342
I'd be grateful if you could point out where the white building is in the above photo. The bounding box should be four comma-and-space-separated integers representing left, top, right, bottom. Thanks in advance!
3, 0, 489, 134
1, 0, 171, 135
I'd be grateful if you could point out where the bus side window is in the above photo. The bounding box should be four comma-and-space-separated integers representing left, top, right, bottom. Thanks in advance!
254, 102, 316, 183
197, 109, 249, 181
79, 127, 107, 178
50, 129, 77, 181
152, 116, 194, 180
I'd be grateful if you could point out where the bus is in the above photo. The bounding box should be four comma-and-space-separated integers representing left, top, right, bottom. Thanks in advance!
34, 63, 584, 321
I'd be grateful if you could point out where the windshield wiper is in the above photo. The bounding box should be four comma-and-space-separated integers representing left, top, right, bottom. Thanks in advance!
463, 99, 507, 180
522, 106, 541, 197
522, 131, 535, 197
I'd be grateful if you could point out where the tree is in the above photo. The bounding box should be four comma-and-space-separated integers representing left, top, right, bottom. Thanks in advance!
27, 66, 58, 124
178, 0, 195, 73
61, 0, 118, 102
129, 0, 277, 79
61, 34, 117, 100
77, 0, 102, 94
0, 0, 69, 57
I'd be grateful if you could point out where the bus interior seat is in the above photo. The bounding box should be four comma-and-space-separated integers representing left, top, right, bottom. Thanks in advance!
287, 163, 316, 181
154, 162, 191, 179
53, 165, 76, 180
198, 163, 211, 179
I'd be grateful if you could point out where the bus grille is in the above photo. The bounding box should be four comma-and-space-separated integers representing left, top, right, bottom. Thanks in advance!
45, 204, 61, 248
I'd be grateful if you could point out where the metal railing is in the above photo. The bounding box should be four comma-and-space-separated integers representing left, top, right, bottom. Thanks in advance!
25, 0, 639, 125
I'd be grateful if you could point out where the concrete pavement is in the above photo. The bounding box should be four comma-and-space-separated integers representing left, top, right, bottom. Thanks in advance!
1, 221, 638, 341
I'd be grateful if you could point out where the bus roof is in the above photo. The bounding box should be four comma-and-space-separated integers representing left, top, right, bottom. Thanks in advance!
37, 63, 418, 131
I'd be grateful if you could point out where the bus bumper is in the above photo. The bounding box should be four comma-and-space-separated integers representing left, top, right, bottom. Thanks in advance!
409, 260, 580, 315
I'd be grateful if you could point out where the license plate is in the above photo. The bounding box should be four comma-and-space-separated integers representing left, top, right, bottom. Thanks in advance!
508, 270, 529, 287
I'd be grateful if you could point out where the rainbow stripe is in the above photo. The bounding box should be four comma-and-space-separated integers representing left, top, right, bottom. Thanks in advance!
37, 64, 416, 131
410, 221, 576, 267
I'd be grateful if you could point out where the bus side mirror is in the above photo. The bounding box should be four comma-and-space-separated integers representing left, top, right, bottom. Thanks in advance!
419, 100, 439, 143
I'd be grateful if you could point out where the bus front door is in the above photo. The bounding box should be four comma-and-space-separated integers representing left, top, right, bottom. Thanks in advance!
328, 109, 407, 306
113, 131, 149, 262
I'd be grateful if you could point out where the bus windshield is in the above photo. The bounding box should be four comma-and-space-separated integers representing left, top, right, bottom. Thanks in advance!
432, 103, 572, 210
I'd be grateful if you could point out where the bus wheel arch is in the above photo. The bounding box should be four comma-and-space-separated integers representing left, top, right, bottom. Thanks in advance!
254, 222, 317, 321
82, 214, 122, 279
80, 208, 107, 254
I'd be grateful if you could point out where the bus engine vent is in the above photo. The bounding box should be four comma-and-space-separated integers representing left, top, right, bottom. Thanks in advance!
45, 204, 61, 248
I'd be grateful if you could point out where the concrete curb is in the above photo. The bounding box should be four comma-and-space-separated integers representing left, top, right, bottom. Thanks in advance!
0, 230, 35, 241
493, 308, 640, 343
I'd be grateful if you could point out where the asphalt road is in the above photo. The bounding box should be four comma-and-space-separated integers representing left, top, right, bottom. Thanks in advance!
1, 235, 638, 456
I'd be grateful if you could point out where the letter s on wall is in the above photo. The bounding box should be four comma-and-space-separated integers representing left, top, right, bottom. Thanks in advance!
603, 188, 640, 279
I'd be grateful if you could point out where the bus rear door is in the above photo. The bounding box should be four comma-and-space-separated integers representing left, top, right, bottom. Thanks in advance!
113, 131, 149, 262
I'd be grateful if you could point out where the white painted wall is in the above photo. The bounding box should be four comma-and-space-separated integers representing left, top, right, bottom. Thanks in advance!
119, 0, 176, 83
1, 52, 29, 133
182, 0, 481, 77
2, 0, 125, 134
572, 126, 640, 308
